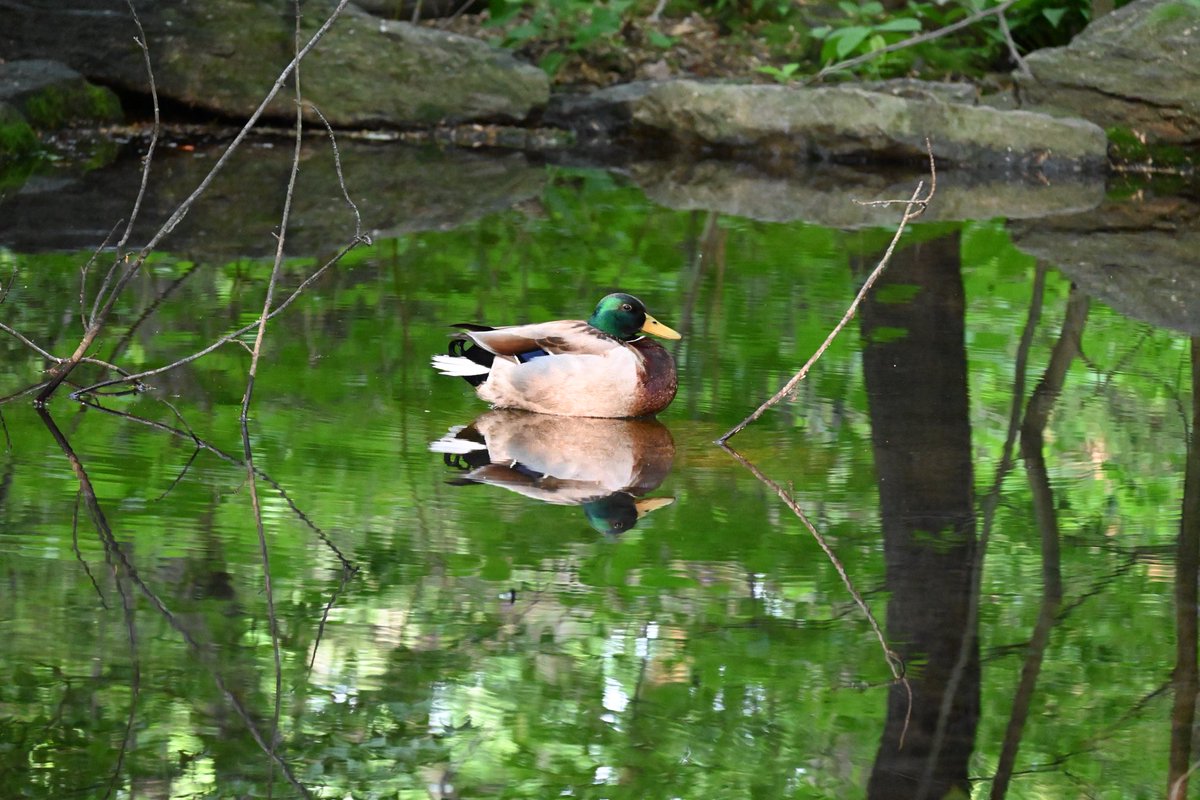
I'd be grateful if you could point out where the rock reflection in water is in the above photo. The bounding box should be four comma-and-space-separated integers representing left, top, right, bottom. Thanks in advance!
430, 409, 675, 534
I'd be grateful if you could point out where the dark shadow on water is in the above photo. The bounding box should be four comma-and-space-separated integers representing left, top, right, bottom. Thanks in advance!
430, 409, 675, 535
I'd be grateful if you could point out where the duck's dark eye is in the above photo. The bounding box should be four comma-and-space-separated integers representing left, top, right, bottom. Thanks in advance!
621, 303, 632, 311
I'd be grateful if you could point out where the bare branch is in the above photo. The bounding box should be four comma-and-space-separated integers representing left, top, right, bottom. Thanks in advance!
717, 140, 936, 444
0, 321, 61, 363
79, 220, 123, 329
90, 1, 157, 326
37, 408, 313, 798
38, 0, 354, 404
240, 0, 309, 760
0, 263, 15, 307
997, 9, 1031, 77
720, 442, 912, 740
309, 103, 366, 242
115, 0, 160, 256
70, 238, 363, 397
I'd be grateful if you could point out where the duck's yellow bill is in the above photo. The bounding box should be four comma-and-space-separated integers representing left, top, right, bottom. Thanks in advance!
635, 497, 675, 518
640, 314, 682, 340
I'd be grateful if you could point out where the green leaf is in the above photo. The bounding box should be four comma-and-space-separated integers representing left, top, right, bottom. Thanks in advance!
573, 5, 623, 48
875, 16, 923, 32
647, 30, 676, 48
487, 0, 527, 26
539, 51, 567, 76
503, 22, 542, 46
1041, 6, 1069, 26
756, 63, 803, 83
832, 26, 872, 59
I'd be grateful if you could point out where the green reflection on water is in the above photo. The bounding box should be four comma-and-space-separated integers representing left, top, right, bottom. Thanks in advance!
0, 166, 1189, 799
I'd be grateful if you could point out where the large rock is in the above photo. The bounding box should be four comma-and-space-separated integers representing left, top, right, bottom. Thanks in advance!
0, 60, 122, 131
1009, 197, 1200, 334
548, 80, 1108, 173
0, 1, 549, 128
1017, 0, 1200, 144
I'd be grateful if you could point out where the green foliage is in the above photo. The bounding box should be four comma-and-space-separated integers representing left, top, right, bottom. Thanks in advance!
1145, 0, 1200, 24
810, 1, 922, 68
0, 105, 38, 158
489, 0, 636, 72
477, 0, 1126, 81
755, 61, 802, 82
999, 0, 1095, 53
701, 0, 797, 24
1106, 126, 1196, 175
17, 82, 122, 130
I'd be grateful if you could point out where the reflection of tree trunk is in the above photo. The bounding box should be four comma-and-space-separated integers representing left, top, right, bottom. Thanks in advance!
860, 233, 980, 800
991, 287, 1087, 800
1169, 338, 1200, 799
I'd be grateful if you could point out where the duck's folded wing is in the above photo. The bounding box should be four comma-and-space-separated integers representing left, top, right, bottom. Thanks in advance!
458, 321, 621, 358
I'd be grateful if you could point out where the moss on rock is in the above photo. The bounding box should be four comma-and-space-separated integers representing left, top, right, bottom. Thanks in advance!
17, 77, 122, 130
0, 103, 38, 158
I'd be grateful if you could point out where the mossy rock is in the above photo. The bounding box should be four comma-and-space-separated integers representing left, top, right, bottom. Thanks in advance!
0, 60, 123, 131
21, 81, 122, 129
0, 102, 38, 158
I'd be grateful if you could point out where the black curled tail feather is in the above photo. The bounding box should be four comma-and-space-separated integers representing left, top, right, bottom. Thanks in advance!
448, 336, 493, 387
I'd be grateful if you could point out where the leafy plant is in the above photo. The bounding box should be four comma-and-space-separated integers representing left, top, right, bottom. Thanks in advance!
488, 0, 633, 50
756, 62, 803, 82
810, 1, 923, 73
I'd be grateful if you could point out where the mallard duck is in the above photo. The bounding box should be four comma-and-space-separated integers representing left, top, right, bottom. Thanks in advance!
431, 293, 681, 418
429, 409, 676, 533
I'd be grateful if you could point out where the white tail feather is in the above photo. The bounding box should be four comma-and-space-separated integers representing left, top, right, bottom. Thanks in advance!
432, 354, 490, 378
429, 432, 488, 455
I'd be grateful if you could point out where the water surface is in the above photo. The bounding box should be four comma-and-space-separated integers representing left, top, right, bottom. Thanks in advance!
0, 140, 1194, 799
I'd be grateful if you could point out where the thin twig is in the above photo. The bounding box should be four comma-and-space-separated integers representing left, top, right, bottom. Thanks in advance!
37, 408, 312, 798
0, 264, 15, 306
0, 382, 50, 406
107, 262, 201, 365
70, 238, 364, 397
806, 0, 1020, 83
0, 321, 61, 363
308, 103, 366, 241
721, 442, 912, 740
241, 0, 309, 760
308, 566, 358, 671
996, 9, 1030, 77
717, 140, 936, 444
37, 0, 354, 404
79, 220, 123, 329
71, 491, 108, 609
90, 0, 156, 326
117, 0, 158, 257
78, 397, 356, 570
153, 446, 201, 502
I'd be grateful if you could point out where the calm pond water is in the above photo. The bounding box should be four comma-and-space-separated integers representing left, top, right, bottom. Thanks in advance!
0, 138, 1196, 799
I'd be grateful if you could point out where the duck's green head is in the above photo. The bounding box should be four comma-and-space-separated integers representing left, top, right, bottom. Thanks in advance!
588, 293, 682, 342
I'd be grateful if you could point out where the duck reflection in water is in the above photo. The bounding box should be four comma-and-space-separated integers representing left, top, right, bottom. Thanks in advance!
430, 409, 675, 534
